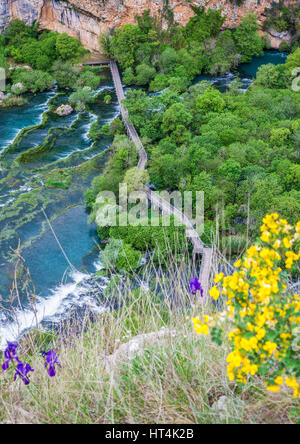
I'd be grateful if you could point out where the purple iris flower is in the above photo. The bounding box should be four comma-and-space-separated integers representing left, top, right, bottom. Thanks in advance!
41, 350, 61, 377
14, 362, 34, 385
2, 342, 20, 371
190, 278, 204, 297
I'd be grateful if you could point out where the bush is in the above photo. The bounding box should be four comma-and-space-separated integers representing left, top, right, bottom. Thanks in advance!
56, 33, 87, 61
115, 244, 142, 272
52, 60, 80, 89
69, 86, 94, 111
193, 213, 300, 398
11, 69, 55, 93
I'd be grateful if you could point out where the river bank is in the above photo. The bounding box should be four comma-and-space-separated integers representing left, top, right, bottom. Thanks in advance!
0, 50, 288, 347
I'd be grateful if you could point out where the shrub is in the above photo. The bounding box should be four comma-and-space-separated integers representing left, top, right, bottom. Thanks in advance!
193, 213, 300, 398
69, 86, 94, 111
11, 69, 55, 93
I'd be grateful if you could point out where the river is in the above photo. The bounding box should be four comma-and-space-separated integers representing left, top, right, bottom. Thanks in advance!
0, 51, 287, 345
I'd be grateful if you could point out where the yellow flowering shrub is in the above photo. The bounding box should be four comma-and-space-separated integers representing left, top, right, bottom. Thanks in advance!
192, 214, 300, 398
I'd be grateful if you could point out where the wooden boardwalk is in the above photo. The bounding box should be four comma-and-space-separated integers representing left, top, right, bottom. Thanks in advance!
109, 61, 213, 298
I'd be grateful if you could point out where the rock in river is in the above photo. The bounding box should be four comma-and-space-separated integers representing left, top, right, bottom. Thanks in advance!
55, 104, 74, 116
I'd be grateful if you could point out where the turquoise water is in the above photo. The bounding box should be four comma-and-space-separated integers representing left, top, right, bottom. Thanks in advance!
0, 52, 287, 344
0, 73, 118, 343
194, 50, 288, 92
238, 50, 288, 78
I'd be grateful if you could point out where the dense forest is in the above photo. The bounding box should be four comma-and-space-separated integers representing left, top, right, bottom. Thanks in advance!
0, 19, 104, 109
84, 9, 300, 273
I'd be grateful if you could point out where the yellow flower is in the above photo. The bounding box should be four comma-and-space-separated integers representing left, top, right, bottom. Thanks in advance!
209, 286, 220, 301
262, 341, 277, 356
234, 259, 242, 268
266, 384, 280, 393
194, 214, 300, 395
274, 376, 284, 386
214, 272, 224, 283
261, 231, 271, 243
283, 237, 292, 249
192, 318, 210, 335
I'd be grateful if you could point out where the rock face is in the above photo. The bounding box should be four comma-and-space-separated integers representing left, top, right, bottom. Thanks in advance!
0, 0, 295, 51
267, 28, 293, 49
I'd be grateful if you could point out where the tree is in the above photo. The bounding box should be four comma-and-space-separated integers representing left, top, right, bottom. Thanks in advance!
110, 25, 145, 70
135, 63, 156, 86
99, 238, 124, 270
161, 103, 192, 135
234, 14, 264, 63
52, 60, 80, 89
184, 7, 225, 42
270, 128, 291, 147
209, 30, 241, 75
159, 47, 178, 73
11, 69, 55, 93
256, 63, 289, 89
69, 86, 94, 111
196, 88, 226, 113
6, 19, 38, 46
123, 67, 136, 85
115, 244, 142, 272
218, 160, 242, 182
76, 69, 101, 89
56, 33, 86, 61
123, 167, 150, 194
286, 48, 300, 73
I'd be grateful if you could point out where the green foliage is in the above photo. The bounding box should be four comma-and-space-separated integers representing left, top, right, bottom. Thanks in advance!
196, 88, 226, 113
123, 167, 150, 193
208, 30, 241, 75
263, 0, 300, 36
286, 48, 300, 73
135, 63, 156, 85
0, 95, 28, 108
115, 243, 142, 272
110, 24, 146, 70
51, 60, 80, 89
108, 9, 262, 89
116, 52, 300, 247
69, 86, 94, 111
11, 69, 55, 93
56, 33, 87, 61
234, 13, 264, 63
5, 19, 38, 46
184, 7, 225, 42
88, 120, 101, 141
99, 238, 142, 272
99, 238, 124, 270
76, 68, 101, 90
84, 135, 138, 208
5, 23, 86, 71
256, 63, 289, 89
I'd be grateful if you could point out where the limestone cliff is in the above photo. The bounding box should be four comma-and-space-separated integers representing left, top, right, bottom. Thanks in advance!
0, 0, 295, 51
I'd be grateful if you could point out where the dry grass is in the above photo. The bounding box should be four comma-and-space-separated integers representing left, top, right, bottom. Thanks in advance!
0, 249, 298, 424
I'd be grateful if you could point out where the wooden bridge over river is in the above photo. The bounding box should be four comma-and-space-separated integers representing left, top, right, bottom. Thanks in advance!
84, 60, 213, 298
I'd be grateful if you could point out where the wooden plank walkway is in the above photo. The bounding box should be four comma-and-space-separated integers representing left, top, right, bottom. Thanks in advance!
82, 61, 111, 66
109, 60, 213, 298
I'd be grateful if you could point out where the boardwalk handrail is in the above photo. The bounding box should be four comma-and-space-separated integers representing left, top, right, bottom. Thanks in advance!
109, 60, 213, 297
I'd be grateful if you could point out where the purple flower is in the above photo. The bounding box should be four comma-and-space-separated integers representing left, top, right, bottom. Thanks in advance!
41, 350, 61, 377
190, 278, 204, 297
14, 362, 34, 385
2, 342, 19, 371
